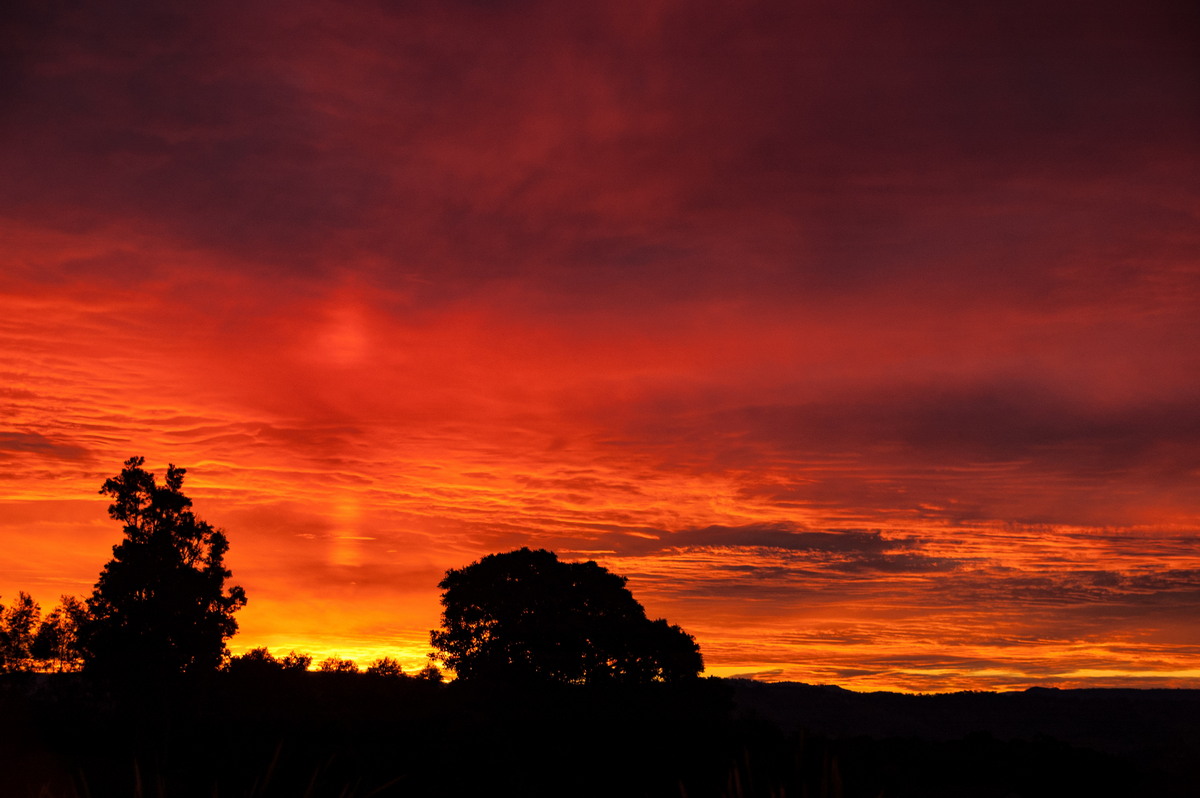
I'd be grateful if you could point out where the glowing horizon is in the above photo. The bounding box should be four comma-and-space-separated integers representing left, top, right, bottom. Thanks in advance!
3, 0, 1199, 693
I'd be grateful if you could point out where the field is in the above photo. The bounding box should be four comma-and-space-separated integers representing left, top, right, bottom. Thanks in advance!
2, 674, 1198, 797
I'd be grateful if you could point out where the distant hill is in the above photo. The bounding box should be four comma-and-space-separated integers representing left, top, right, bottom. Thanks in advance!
730, 680, 1200, 794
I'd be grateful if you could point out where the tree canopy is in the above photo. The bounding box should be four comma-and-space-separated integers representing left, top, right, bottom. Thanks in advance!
0, 591, 40, 672
430, 547, 702, 685
227, 646, 312, 675
83, 456, 246, 676
0, 593, 87, 673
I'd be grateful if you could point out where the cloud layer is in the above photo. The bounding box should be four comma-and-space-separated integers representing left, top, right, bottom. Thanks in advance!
2, 0, 1198, 689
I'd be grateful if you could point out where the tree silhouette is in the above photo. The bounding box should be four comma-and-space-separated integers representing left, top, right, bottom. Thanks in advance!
227, 646, 312, 675
279, 650, 312, 671
32, 595, 88, 671
365, 656, 405, 677
319, 655, 360, 673
0, 591, 40, 672
83, 456, 246, 676
226, 646, 280, 675
430, 548, 702, 685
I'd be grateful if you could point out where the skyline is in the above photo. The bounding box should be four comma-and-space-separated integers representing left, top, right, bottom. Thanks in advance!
3, 0, 1199, 691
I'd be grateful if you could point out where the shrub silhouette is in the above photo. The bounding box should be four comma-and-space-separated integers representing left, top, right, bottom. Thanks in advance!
319, 655, 360, 673
366, 656, 405, 677
431, 547, 702, 684
227, 646, 312, 675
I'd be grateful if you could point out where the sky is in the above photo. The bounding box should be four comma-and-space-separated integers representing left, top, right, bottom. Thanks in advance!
2, 0, 1199, 692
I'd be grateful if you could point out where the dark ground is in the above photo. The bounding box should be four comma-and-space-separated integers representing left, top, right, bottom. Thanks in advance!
730, 680, 1200, 797
2, 673, 1198, 797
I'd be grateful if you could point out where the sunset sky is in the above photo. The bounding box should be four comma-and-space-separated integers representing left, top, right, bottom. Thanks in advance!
3, 0, 1199, 692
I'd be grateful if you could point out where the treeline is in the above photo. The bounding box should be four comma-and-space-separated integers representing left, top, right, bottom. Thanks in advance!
227, 646, 442, 681
0, 455, 254, 677
2, 458, 285, 679
0, 593, 443, 679
0, 592, 86, 673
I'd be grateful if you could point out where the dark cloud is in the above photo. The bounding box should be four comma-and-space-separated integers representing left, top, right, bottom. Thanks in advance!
1, 1, 390, 269
592, 381, 1200, 527
827, 552, 959, 574
0, 432, 91, 462
513, 473, 646, 497
162, 421, 365, 456
727, 668, 786, 681
626, 523, 915, 555
4, 0, 1196, 307
600, 523, 962, 581
711, 385, 1200, 468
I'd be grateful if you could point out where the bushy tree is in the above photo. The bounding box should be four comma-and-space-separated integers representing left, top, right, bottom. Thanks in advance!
227, 647, 312, 675
319, 656, 360, 673
279, 650, 313, 671
430, 548, 702, 685
416, 662, 443, 683
32, 595, 88, 672
227, 646, 281, 675
0, 598, 6, 672
365, 656, 405, 677
0, 591, 41, 672
83, 456, 246, 676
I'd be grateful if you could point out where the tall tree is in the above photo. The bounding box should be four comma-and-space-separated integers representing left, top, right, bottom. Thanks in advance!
431, 548, 702, 685
84, 456, 246, 676
0, 591, 41, 672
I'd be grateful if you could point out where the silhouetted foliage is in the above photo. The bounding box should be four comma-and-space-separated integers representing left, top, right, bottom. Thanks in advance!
319, 655, 360, 673
227, 646, 277, 674
0, 591, 40, 672
227, 646, 313, 675
431, 547, 702, 684
365, 656, 405, 677
280, 650, 313, 671
0, 593, 87, 673
417, 662, 444, 682
83, 456, 247, 676
31, 595, 87, 671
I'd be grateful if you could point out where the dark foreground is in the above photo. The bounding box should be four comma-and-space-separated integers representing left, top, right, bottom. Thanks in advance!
2, 673, 1198, 797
